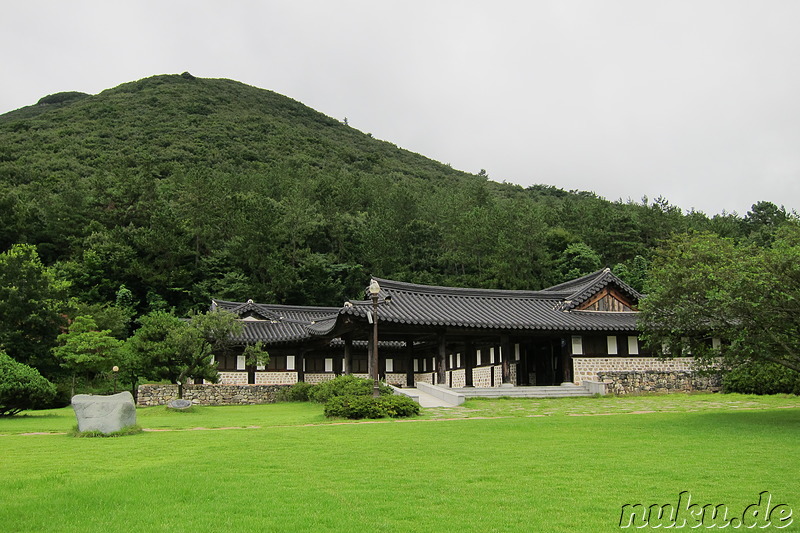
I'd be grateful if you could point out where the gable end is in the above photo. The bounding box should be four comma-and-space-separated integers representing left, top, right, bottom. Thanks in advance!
575, 287, 637, 312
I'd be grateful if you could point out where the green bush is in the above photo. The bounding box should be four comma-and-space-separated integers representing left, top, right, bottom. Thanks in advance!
723, 360, 800, 395
323, 394, 420, 419
378, 394, 421, 417
276, 381, 316, 402
309, 375, 392, 404
0, 350, 57, 416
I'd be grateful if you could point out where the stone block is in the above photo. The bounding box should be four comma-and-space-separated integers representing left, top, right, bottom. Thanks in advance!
72, 391, 137, 434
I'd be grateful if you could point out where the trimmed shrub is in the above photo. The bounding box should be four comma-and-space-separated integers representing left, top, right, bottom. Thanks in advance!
309, 375, 392, 404
378, 394, 421, 418
276, 381, 315, 402
723, 361, 800, 395
0, 350, 57, 416
323, 394, 420, 419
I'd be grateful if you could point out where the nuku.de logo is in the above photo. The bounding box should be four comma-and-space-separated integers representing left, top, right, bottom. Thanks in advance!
619, 491, 793, 529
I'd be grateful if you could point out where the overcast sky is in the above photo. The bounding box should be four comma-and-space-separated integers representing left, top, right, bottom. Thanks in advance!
2, 1, 799, 216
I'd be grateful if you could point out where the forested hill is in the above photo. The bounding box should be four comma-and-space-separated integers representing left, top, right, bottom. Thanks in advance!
0, 73, 785, 314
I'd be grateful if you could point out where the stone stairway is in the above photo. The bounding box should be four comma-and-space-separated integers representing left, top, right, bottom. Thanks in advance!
452, 383, 594, 399
392, 383, 594, 407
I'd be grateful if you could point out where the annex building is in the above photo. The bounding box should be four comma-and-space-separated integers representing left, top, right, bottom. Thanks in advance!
207, 269, 706, 393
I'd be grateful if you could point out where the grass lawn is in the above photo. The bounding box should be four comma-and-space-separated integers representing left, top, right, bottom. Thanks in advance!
1, 394, 798, 532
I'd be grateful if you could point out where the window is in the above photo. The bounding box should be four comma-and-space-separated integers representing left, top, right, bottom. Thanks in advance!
607, 336, 618, 355
628, 336, 639, 355
571, 336, 584, 355
351, 358, 368, 373
267, 356, 287, 371
305, 358, 327, 372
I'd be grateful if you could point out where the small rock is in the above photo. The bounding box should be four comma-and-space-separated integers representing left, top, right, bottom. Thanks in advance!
168, 399, 193, 409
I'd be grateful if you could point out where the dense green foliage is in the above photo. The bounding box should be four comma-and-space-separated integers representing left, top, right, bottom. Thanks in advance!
275, 381, 315, 402
0, 244, 70, 373
638, 225, 800, 373
121, 309, 250, 397
323, 394, 421, 419
0, 350, 56, 416
0, 73, 774, 320
308, 374, 392, 403
723, 360, 800, 395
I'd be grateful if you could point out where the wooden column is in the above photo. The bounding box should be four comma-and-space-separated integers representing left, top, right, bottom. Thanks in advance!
437, 334, 447, 386
463, 339, 475, 387
561, 338, 571, 384
343, 335, 353, 375
501, 334, 512, 384
297, 351, 305, 383
405, 340, 415, 387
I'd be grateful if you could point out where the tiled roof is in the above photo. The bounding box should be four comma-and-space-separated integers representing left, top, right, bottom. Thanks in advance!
212, 269, 642, 345
341, 270, 640, 332
212, 300, 340, 344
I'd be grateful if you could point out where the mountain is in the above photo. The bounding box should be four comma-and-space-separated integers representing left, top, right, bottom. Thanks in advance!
0, 73, 755, 313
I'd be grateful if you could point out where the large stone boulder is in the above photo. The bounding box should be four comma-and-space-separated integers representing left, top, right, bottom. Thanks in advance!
71, 391, 137, 434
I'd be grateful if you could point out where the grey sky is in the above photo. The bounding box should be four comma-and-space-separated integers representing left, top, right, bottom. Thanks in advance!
2, 1, 799, 216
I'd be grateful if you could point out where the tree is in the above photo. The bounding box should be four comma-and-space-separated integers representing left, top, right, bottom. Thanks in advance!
638, 226, 800, 373
0, 244, 71, 373
0, 350, 56, 416
52, 316, 122, 396
123, 309, 265, 398
557, 242, 602, 282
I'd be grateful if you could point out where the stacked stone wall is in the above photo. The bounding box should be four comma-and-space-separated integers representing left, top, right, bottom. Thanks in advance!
572, 357, 696, 385
597, 371, 721, 395
472, 366, 492, 387
218, 371, 248, 384
493, 365, 503, 386
450, 369, 466, 388
385, 373, 408, 387
304, 373, 335, 385
254, 372, 298, 385
137, 384, 289, 406
414, 372, 433, 385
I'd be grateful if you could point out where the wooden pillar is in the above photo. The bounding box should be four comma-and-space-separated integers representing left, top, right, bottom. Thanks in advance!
437, 334, 447, 387
561, 338, 571, 384
405, 340, 415, 387
501, 335, 512, 385
297, 351, 305, 383
343, 335, 353, 375
463, 339, 475, 387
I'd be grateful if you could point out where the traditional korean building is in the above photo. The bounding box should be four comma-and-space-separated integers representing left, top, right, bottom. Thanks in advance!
206, 268, 705, 389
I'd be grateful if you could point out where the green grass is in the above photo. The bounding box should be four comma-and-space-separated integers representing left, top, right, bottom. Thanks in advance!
1, 395, 799, 532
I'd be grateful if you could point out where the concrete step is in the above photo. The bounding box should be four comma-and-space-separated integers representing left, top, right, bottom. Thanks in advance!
393, 387, 455, 408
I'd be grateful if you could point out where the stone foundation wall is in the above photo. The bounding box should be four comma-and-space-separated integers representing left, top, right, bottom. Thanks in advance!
572, 357, 696, 385
450, 369, 466, 388
472, 366, 491, 387
218, 371, 248, 385
254, 372, 298, 385
414, 372, 434, 385
385, 373, 408, 387
137, 384, 289, 406
304, 373, 335, 385
597, 371, 722, 395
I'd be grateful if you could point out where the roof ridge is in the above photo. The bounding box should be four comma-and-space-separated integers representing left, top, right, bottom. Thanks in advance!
370, 277, 563, 299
